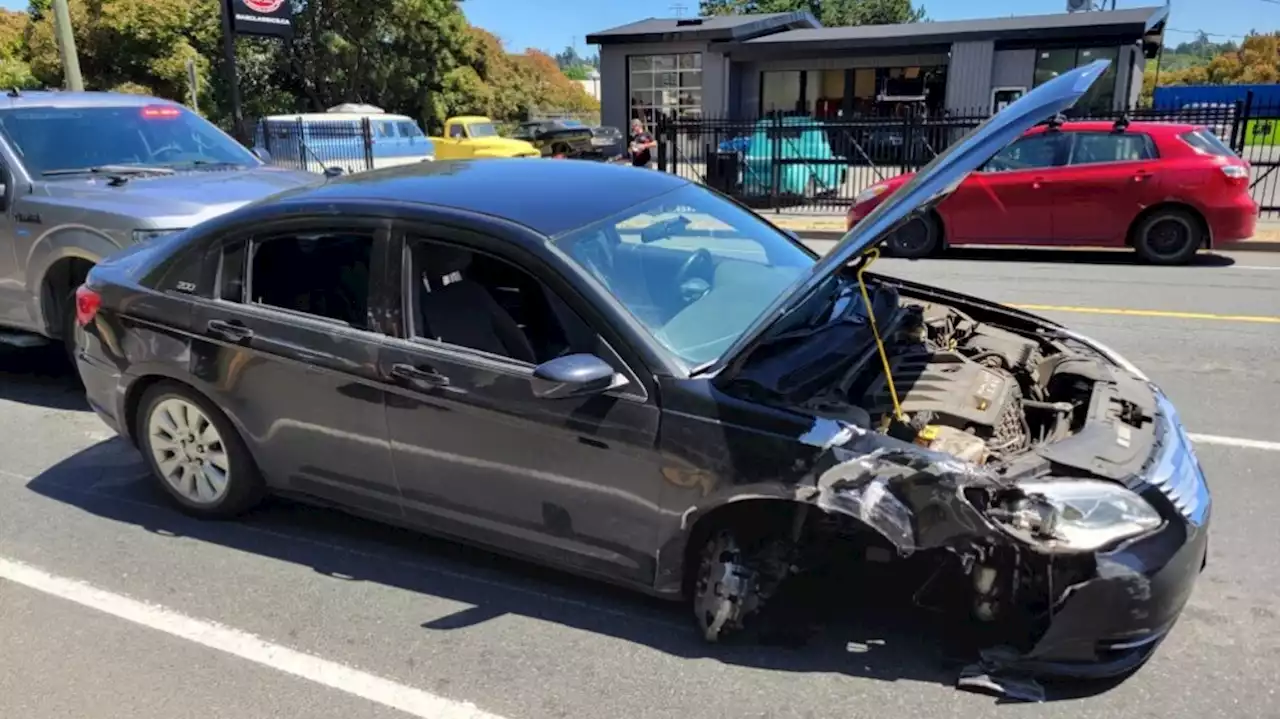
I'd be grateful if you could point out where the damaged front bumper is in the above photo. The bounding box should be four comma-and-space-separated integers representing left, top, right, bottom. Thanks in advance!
811, 389, 1210, 682
1009, 390, 1210, 678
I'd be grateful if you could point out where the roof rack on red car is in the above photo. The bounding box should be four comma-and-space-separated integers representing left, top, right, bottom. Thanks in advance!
1113, 115, 1131, 133
1038, 114, 1066, 131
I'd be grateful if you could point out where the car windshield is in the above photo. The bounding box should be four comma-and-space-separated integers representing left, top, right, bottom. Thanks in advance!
468, 122, 499, 138
0, 105, 258, 176
553, 184, 815, 367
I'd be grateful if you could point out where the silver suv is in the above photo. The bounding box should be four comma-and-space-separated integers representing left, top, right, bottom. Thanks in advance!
0, 90, 320, 355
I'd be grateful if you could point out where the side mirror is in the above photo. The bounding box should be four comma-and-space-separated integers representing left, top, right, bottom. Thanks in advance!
251, 147, 272, 163
323, 166, 345, 178
531, 354, 620, 400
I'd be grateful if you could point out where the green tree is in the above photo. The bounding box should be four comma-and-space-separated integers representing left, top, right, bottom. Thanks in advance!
0, 9, 37, 89
25, 0, 221, 107
1143, 31, 1280, 105
699, 0, 924, 25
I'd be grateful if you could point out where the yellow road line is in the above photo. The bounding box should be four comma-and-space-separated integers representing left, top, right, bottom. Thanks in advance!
1011, 304, 1280, 324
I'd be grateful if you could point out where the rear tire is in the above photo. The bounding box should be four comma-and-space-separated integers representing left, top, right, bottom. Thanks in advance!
136, 381, 265, 518
883, 213, 941, 259
1133, 208, 1204, 265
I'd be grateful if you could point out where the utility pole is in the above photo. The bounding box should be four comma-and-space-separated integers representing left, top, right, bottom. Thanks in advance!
51, 0, 84, 91
219, 0, 245, 142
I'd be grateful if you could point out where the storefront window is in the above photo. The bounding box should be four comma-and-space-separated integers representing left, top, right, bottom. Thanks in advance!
1076, 47, 1119, 113
629, 54, 702, 126
761, 71, 801, 114
1034, 46, 1119, 114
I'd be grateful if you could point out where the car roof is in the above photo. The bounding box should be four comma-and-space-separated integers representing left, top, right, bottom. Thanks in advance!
263, 113, 416, 123
1031, 120, 1200, 135
0, 90, 180, 110
285, 159, 691, 237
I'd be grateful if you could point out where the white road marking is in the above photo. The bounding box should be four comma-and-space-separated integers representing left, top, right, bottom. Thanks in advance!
0, 556, 509, 719
1187, 433, 1280, 452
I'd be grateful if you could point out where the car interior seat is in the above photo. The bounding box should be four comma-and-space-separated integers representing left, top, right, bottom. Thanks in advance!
417, 244, 537, 364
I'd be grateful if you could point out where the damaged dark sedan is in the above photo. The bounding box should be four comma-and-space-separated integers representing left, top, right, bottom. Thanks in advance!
75, 59, 1208, 696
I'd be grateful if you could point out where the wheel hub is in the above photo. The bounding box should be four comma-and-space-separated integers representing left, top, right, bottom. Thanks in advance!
147, 397, 230, 505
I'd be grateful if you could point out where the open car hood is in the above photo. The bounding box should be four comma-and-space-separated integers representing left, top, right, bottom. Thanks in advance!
708, 59, 1110, 376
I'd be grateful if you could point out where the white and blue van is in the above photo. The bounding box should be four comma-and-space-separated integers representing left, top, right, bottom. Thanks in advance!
255, 105, 435, 175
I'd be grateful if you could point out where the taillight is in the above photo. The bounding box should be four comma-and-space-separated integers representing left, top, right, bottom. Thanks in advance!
74, 285, 101, 326
1221, 164, 1248, 180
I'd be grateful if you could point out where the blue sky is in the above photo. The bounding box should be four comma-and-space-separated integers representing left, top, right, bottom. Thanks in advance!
461, 0, 1275, 57
0, 0, 1270, 55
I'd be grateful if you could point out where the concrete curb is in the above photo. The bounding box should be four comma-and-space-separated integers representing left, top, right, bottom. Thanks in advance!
791, 231, 1280, 253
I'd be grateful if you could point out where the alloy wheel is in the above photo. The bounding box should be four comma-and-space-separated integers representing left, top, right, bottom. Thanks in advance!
147, 397, 231, 505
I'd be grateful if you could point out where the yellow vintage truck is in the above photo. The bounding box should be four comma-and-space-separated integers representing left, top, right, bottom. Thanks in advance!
430, 116, 541, 159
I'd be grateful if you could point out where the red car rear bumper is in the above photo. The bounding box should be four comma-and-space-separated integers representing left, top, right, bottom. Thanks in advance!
1202, 194, 1258, 245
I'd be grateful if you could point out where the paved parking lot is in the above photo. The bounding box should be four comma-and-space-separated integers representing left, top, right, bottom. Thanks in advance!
1, 247, 1278, 719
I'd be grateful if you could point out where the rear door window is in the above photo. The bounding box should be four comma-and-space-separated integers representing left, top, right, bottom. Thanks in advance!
225, 231, 375, 329
1067, 132, 1157, 165
1180, 129, 1238, 158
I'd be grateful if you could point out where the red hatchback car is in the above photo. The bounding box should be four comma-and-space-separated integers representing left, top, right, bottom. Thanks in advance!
845, 118, 1257, 264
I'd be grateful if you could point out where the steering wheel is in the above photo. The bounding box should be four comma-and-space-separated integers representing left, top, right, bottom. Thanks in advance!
675, 248, 715, 289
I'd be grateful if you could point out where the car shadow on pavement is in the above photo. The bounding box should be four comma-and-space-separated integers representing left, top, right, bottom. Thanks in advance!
26, 437, 1121, 704
931, 247, 1237, 267
0, 346, 88, 411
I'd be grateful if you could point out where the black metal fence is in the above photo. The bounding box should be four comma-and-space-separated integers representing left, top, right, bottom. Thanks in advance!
655, 95, 1280, 219
251, 117, 377, 175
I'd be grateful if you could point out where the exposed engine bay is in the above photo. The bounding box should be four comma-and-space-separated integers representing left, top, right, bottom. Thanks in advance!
701, 282, 1173, 701
798, 292, 1158, 478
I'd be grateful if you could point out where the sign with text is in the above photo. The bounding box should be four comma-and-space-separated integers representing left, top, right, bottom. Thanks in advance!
228, 0, 292, 38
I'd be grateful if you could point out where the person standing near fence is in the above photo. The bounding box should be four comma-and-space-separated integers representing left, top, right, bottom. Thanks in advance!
629, 119, 657, 168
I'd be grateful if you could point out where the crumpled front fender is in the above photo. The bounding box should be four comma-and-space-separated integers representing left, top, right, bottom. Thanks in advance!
803, 425, 1007, 554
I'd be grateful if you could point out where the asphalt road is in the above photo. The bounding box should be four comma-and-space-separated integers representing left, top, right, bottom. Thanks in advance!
1, 248, 1279, 719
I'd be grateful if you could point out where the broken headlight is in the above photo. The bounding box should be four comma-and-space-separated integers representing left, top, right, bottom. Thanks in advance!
1015, 480, 1163, 552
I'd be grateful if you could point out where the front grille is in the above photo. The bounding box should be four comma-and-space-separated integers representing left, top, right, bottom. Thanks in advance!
1148, 394, 1211, 526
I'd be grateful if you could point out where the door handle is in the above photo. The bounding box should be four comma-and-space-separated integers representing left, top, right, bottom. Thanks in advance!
1133, 171, 1154, 182
1031, 176, 1048, 189
389, 363, 450, 389
207, 319, 254, 342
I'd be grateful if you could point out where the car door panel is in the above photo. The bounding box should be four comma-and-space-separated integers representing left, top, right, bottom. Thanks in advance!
1052, 132, 1161, 245
943, 170, 1060, 243
380, 343, 661, 581
0, 157, 31, 327
189, 221, 400, 517
378, 226, 664, 585
943, 131, 1069, 244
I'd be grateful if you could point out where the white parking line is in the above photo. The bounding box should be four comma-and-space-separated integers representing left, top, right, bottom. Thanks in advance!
1187, 433, 1280, 452
0, 556, 509, 719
